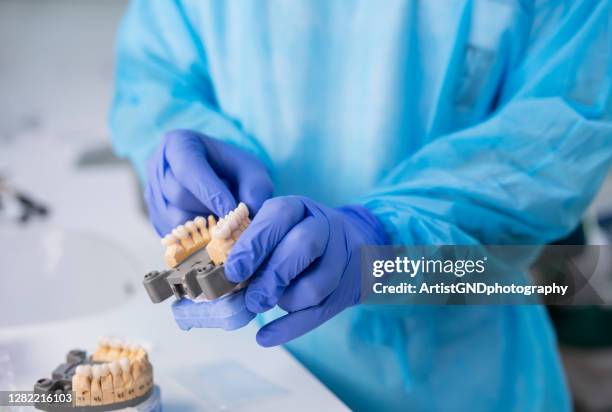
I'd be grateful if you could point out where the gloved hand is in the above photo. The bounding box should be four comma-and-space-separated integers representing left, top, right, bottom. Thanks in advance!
224, 196, 390, 347
145, 130, 273, 236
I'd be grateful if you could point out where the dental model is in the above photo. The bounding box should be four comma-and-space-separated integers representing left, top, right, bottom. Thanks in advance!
206, 202, 250, 265
108, 361, 126, 402
72, 365, 92, 406
91, 336, 110, 361
161, 203, 250, 268
120, 357, 136, 400
106, 339, 123, 361
100, 363, 114, 405
33, 339, 159, 411
90, 365, 103, 406
143, 203, 251, 304
162, 215, 217, 267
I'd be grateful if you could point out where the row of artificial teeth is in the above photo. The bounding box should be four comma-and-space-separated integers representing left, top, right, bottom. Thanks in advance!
96, 337, 146, 361
161, 216, 210, 248
75, 358, 133, 380
211, 203, 249, 240
73, 355, 151, 405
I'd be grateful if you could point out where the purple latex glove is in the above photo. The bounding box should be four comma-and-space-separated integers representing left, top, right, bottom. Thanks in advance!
224, 196, 389, 347
145, 130, 273, 236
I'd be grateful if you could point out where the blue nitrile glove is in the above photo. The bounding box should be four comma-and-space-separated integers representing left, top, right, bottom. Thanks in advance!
224, 196, 390, 347
145, 130, 273, 236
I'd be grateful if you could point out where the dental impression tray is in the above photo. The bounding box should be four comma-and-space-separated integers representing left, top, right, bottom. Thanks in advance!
33, 338, 160, 411
143, 203, 250, 303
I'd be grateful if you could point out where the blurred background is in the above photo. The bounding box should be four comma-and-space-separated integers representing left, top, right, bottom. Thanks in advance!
1, 1, 611, 411
0, 0, 150, 330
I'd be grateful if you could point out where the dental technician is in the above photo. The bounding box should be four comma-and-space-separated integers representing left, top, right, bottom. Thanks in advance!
110, 1, 612, 410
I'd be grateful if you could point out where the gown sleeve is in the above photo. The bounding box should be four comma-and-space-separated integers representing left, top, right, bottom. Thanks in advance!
109, 0, 268, 181
363, 0, 612, 248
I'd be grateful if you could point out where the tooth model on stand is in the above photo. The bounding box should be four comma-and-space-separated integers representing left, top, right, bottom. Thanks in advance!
143, 202, 251, 303
33, 337, 160, 412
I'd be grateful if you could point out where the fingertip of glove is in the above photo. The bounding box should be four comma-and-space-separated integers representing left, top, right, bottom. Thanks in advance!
206, 194, 237, 220
224, 254, 251, 283
243, 198, 264, 217
255, 328, 277, 347
245, 290, 273, 313
240, 184, 273, 215
223, 259, 241, 283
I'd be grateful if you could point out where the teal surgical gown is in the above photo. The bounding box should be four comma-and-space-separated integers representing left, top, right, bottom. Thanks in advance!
110, 1, 612, 410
